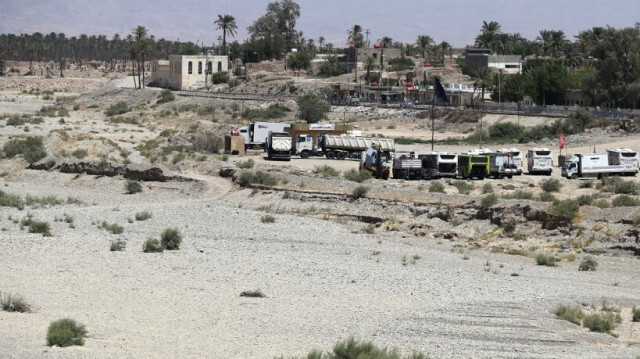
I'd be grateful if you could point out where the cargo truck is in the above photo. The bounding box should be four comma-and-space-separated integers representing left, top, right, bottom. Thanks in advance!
496, 148, 523, 175
526, 148, 553, 175
392, 152, 422, 179
607, 148, 639, 175
320, 135, 395, 161
287, 123, 354, 158
488, 153, 516, 179
457, 153, 490, 179
239, 122, 290, 150
266, 132, 292, 161
418, 152, 458, 179
562, 152, 639, 179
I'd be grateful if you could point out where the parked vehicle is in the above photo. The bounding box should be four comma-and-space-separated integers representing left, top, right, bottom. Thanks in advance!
526, 148, 553, 175
392, 152, 422, 179
496, 148, 523, 175
562, 152, 639, 179
607, 148, 639, 175
239, 122, 290, 150
488, 153, 516, 179
457, 153, 490, 179
266, 132, 292, 161
318, 134, 395, 161
359, 146, 390, 180
288, 123, 354, 158
418, 152, 458, 179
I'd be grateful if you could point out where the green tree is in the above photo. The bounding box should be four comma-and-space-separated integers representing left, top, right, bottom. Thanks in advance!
215, 14, 237, 54
287, 51, 311, 76
247, 0, 301, 57
472, 67, 494, 104
317, 55, 346, 77
297, 92, 330, 123
363, 56, 377, 85
416, 34, 434, 60
131, 25, 149, 89
475, 21, 502, 50
347, 25, 364, 48
379, 36, 393, 48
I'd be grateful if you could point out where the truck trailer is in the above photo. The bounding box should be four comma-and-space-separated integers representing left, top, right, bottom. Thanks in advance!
266, 132, 292, 161
392, 152, 422, 179
239, 122, 290, 150
418, 152, 458, 179
287, 123, 354, 158
527, 148, 553, 175
458, 153, 490, 179
562, 152, 639, 179
320, 135, 395, 160
607, 148, 639, 175
488, 153, 516, 179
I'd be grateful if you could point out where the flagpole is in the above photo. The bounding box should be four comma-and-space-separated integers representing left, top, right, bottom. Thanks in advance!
431, 95, 435, 151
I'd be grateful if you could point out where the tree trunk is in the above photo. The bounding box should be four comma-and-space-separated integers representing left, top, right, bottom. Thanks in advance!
137, 58, 142, 89
132, 59, 137, 88
141, 54, 145, 89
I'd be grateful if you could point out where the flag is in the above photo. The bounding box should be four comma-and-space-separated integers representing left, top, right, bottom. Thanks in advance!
559, 132, 565, 149
434, 76, 448, 105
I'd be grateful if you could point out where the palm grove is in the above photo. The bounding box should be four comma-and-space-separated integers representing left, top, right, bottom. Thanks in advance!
1, 1, 640, 108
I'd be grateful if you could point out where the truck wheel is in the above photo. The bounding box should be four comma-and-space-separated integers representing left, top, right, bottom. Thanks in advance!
570, 173, 578, 179
336, 152, 346, 160
326, 151, 336, 159
300, 150, 310, 159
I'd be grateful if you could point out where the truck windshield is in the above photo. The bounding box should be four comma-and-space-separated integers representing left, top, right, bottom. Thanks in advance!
535, 151, 551, 156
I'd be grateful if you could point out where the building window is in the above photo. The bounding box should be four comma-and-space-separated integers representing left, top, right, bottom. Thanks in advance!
198, 61, 202, 74
188, 61, 193, 74
217, 61, 222, 72
207, 62, 212, 74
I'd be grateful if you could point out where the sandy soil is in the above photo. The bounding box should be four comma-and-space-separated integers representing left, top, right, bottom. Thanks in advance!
1, 76, 640, 358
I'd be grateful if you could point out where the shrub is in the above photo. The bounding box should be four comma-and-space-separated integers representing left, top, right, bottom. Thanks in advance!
481, 194, 498, 208
600, 177, 639, 194
71, 148, 88, 159
352, 185, 369, 200
157, 89, 175, 104
579, 180, 594, 188
633, 306, 640, 322
261, 215, 276, 223
576, 194, 593, 206
101, 221, 123, 234
105, 101, 129, 116
142, 237, 164, 253
2, 136, 47, 164
482, 183, 494, 194
541, 178, 561, 192
583, 312, 619, 333
238, 171, 278, 187
611, 194, 640, 207
193, 132, 224, 153
243, 103, 290, 120
453, 180, 474, 194
578, 257, 598, 271
296, 92, 330, 123
554, 305, 584, 325
135, 211, 152, 221
343, 169, 372, 183
110, 239, 126, 251
314, 165, 339, 177
538, 192, 556, 202
502, 190, 534, 200
21, 216, 52, 236
322, 337, 426, 359
240, 290, 265, 298
0, 190, 25, 209
535, 253, 558, 266
429, 181, 445, 193
212, 71, 230, 84
593, 199, 610, 208
46, 318, 87, 347
549, 199, 580, 220
1, 292, 31, 313
236, 159, 255, 169
125, 180, 143, 194
160, 228, 182, 250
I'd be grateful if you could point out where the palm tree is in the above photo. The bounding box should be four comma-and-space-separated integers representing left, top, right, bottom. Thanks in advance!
475, 21, 502, 50
347, 25, 364, 47
364, 56, 376, 85
549, 30, 567, 58
380, 36, 393, 48
132, 26, 148, 88
215, 14, 237, 54
318, 36, 325, 52
416, 35, 434, 60
472, 67, 494, 105
537, 30, 552, 57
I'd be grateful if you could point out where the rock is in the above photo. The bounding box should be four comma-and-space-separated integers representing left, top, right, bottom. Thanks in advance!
219, 167, 236, 178
124, 164, 168, 182
28, 155, 58, 170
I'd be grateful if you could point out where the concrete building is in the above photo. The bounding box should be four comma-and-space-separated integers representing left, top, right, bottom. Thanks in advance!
464, 47, 522, 75
151, 53, 229, 90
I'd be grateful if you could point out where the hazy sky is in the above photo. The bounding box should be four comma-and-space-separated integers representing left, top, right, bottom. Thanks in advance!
2, 0, 640, 48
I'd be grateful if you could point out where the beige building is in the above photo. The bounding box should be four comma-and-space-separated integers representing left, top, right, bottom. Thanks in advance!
151, 53, 229, 90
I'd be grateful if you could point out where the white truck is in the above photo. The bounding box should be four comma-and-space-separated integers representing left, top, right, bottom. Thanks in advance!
299, 134, 395, 160
488, 153, 516, 179
266, 132, 292, 161
496, 148, 523, 175
527, 148, 553, 175
392, 152, 422, 179
239, 122, 290, 150
418, 152, 458, 179
607, 148, 639, 175
562, 152, 639, 179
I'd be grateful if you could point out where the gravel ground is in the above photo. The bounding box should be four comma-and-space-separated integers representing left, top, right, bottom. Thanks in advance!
1, 169, 639, 359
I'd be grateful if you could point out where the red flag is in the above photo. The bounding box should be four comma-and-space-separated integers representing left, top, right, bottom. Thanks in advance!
559, 132, 565, 149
